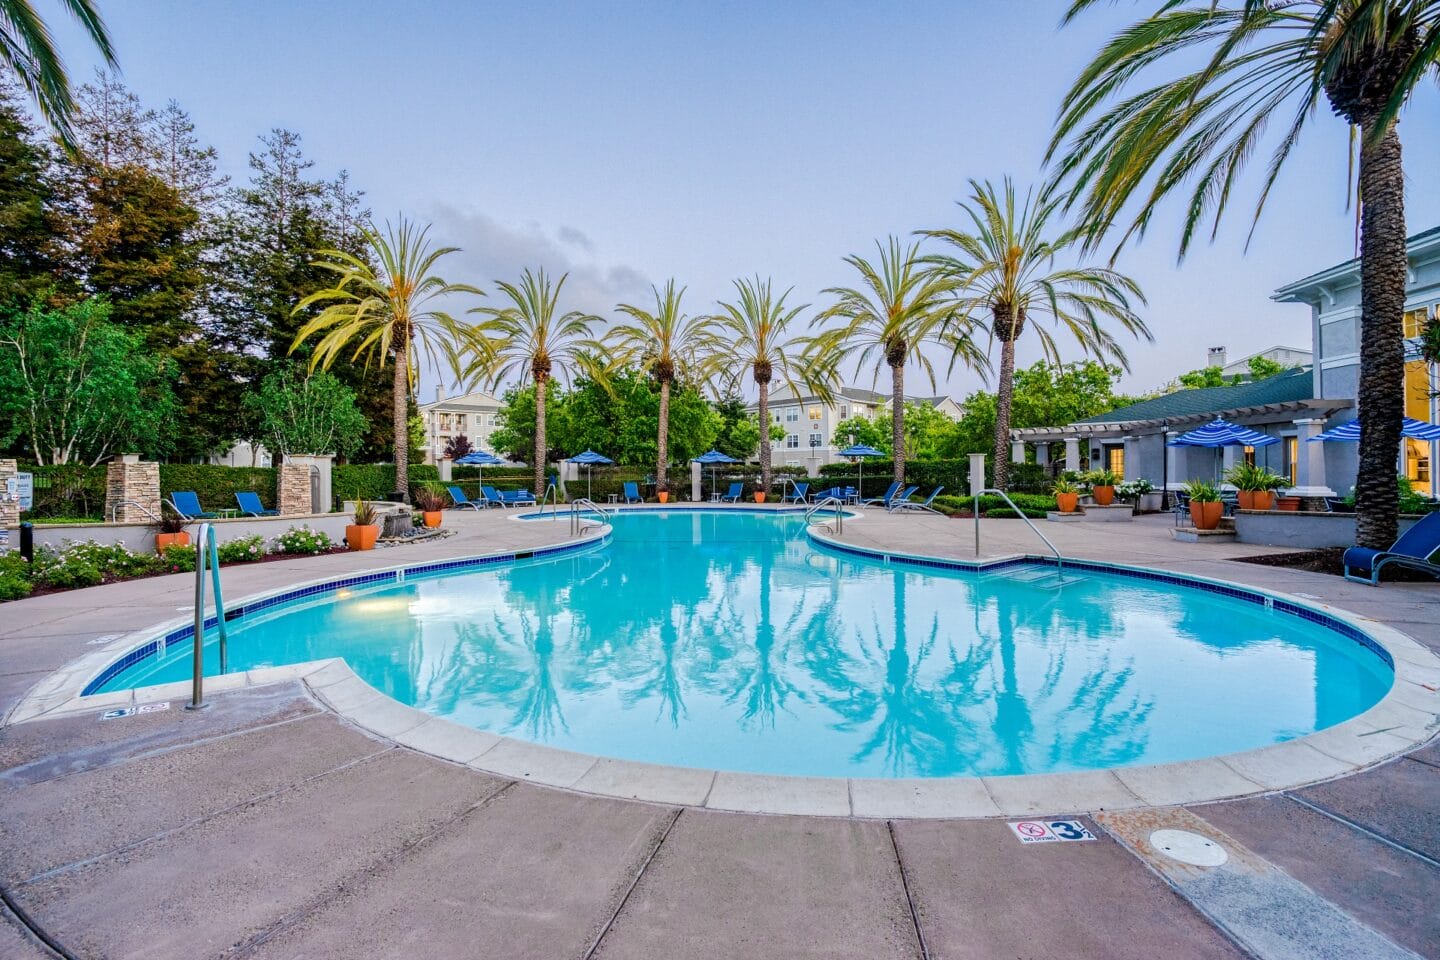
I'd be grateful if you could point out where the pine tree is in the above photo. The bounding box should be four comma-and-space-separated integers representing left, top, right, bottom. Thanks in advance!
0, 80, 57, 305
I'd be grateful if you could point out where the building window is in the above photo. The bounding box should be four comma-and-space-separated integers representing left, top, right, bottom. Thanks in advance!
809, 432, 823, 447
437, 412, 454, 431
1404, 359, 1435, 491
839, 405, 849, 419
454, 413, 466, 431
786, 434, 799, 449
1284, 436, 1298, 485
1242, 445, 1256, 467
1107, 446, 1124, 477
807, 406, 822, 422
1403, 304, 1437, 338
786, 407, 799, 422
486, 414, 497, 427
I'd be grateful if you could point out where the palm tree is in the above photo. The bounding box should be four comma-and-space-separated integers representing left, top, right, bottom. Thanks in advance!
811, 237, 987, 484
697, 277, 835, 496
2, 0, 115, 144
292, 217, 482, 496
1050, 2, 1440, 547
923, 178, 1149, 490
465, 268, 603, 495
607, 279, 709, 494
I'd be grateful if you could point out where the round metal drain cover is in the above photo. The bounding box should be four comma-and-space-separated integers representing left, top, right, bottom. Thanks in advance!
1149, 829, 1227, 867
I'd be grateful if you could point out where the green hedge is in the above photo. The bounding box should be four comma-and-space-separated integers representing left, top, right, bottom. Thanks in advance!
333, 463, 441, 503
816, 458, 1051, 497
158, 465, 278, 512
933, 493, 1056, 517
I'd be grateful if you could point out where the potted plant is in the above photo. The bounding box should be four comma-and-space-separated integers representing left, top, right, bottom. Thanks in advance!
1052, 478, 1080, 514
1184, 480, 1224, 530
656, 481, 670, 505
412, 486, 446, 528
154, 513, 190, 554
1090, 469, 1119, 506
346, 500, 380, 551
1224, 462, 1287, 510
754, 483, 766, 504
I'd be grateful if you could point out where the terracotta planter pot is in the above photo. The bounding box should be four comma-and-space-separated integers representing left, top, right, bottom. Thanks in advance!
346, 523, 379, 551
422, 511, 442, 528
155, 531, 190, 554
1237, 490, 1276, 511
1277, 496, 1301, 512
753, 492, 766, 503
1189, 501, 1223, 530
1091, 485, 1115, 506
658, 491, 669, 504
1055, 492, 1079, 513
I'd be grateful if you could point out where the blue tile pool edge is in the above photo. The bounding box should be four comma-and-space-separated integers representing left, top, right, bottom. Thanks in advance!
79, 532, 612, 696
805, 528, 1396, 672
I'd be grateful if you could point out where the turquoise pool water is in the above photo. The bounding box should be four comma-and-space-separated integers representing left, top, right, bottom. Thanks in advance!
98, 511, 1392, 778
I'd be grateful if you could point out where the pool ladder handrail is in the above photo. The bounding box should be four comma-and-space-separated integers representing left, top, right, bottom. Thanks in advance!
804, 495, 844, 535
539, 482, 562, 519
186, 523, 229, 710
973, 487, 1063, 577
109, 499, 162, 523
569, 497, 614, 536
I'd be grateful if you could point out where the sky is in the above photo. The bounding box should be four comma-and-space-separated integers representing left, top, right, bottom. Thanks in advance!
46, 0, 1440, 402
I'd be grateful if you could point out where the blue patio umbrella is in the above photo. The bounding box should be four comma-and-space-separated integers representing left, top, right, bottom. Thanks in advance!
837, 444, 885, 498
1307, 416, 1440, 443
1168, 418, 1279, 482
568, 449, 615, 499
454, 449, 505, 494
693, 449, 740, 498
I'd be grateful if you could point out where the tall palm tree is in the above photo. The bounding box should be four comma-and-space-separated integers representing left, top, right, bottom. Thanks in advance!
292, 217, 483, 495
1050, 1, 1440, 547
924, 178, 1149, 490
607, 279, 709, 493
465, 268, 603, 495
811, 237, 987, 484
2, 0, 115, 144
697, 277, 835, 496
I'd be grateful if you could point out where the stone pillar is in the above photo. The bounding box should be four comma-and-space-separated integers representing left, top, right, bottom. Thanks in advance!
1123, 435, 1141, 481
284, 454, 334, 513
1165, 432, 1181, 490
1034, 443, 1050, 469
438, 458, 453, 482
0, 459, 18, 532
1063, 438, 1081, 474
968, 453, 986, 496
1010, 440, 1026, 465
690, 461, 702, 502
278, 463, 312, 516
104, 454, 161, 523
1292, 418, 1335, 496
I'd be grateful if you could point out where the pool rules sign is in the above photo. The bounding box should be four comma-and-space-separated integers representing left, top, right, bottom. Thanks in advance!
1009, 820, 1096, 844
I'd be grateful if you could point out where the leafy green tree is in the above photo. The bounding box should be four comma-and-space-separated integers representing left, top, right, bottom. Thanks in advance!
465, 268, 603, 495
1176, 366, 1229, 390
0, 296, 175, 463
1051, 2, 1439, 547
489, 384, 567, 464
1247, 355, 1292, 380
242, 366, 368, 458
0, 0, 116, 143
0, 80, 56, 305
562, 369, 721, 467
811, 237, 984, 482
923, 178, 1148, 490
293, 216, 482, 495
832, 413, 891, 453
898, 401, 959, 462
944, 361, 1131, 459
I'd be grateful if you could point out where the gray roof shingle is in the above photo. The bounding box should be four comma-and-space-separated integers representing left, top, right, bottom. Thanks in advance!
1078, 366, 1314, 424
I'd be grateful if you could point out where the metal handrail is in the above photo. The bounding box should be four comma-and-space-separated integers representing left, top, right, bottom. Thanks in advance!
569, 497, 614, 536
973, 487, 1063, 576
804, 495, 845, 535
186, 523, 229, 710
539, 483, 561, 520
109, 499, 162, 523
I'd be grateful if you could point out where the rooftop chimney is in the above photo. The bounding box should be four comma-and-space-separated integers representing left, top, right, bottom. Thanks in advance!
435, 385, 443, 403
1207, 346, 1227, 369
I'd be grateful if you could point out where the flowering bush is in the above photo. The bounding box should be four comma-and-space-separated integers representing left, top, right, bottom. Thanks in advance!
217, 535, 266, 564
32, 540, 161, 587
1115, 479, 1154, 500
274, 526, 332, 555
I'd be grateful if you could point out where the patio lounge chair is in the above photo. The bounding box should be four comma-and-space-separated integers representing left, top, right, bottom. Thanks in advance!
781, 482, 809, 503
623, 482, 643, 504
862, 481, 902, 508
235, 492, 278, 517
499, 488, 537, 506
480, 486, 511, 508
168, 491, 216, 520
448, 486, 483, 510
892, 485, 943, 514
721, 482, 743, 503
1342, 512, 1440, 586
885, 485, 920, 512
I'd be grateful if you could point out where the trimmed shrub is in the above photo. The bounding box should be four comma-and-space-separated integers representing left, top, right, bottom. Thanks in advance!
333, 464, 441, 504
159, 464, 277, 513
161, 543, 196, 573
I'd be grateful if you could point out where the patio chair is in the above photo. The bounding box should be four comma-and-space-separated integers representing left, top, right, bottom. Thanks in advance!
1171, 491, 1192, 527
448, 486, 483, 510
721, 482, 743, 503
862, 481, 902, 508
623, 481, 643, 504
892, 486, 942, 514
480, 486, 510, 508
499, 488, 537, 506
885, 485, 920, 512
1342, 512, 1440, 586
234, 491, 278, 517
168, 491, 216, 520
781, 481, 809, 504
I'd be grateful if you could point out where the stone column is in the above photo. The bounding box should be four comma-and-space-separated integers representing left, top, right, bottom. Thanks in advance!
1292, 418, 1335, 496
104, 455, 161, 523
690, 461, 702, 502
284, 454, 334, 513
1063, 438, 1081, 474
1034, 443, 1050, 469
438, 458, 453, 482
968, 453, 987, 496
1010, 440, 1026, 465
0, 459, 18, 532
278, 462, 312, 515
1165, 432, 1181, 491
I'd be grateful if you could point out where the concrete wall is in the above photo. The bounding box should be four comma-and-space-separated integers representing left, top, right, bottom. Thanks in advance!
1234, 510, 1421, 548
28, 513, 352, 554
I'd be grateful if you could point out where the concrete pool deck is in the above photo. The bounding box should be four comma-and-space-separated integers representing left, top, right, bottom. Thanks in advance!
1, 506, 1437, 958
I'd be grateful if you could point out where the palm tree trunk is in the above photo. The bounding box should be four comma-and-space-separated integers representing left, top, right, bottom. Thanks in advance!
758, 380, 771, 495
533, 375, 548, 497
392, 344, 409, 497
890, 361, 905, 484
1354, 122, 1406, 549
992, 336, 1017, 491
657, 377, 670, 491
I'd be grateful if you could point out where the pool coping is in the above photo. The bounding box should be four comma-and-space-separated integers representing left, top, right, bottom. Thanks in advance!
7, 516, 1438, 819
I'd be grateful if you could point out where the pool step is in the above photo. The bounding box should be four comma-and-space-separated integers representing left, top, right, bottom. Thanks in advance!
986, 567, 1088, 588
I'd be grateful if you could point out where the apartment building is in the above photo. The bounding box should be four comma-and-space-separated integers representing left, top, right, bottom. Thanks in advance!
746, 386, 964, 472
418, 389, 504, 464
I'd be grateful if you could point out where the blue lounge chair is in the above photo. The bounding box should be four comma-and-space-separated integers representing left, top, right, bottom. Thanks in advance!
721, 482, 743, 503
892, 485, 944, 514
481, 486, 513, 508
168, 491, 216, 519
235, 491, 278, 517
781, 481, 809, 503
448, 486, 483, 510
862, 481, 902, 508
885, 485, 920, 512
623, 481, 643, 504
499, 487, 537, 506
1343, 512, 1440, 585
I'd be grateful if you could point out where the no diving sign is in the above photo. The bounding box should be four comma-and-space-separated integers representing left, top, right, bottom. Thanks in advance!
1009, 820, 1096, 844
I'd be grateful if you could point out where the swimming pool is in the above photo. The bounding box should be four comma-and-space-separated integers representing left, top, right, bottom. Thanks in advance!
94, 510, 1393, 779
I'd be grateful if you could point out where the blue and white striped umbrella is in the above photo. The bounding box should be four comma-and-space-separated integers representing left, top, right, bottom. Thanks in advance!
837, 444, 885, 497
1307, 417, 1440, 443
568, 450, 615, 499
1167, 419, 1280, 448
454, 449, 505, 493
